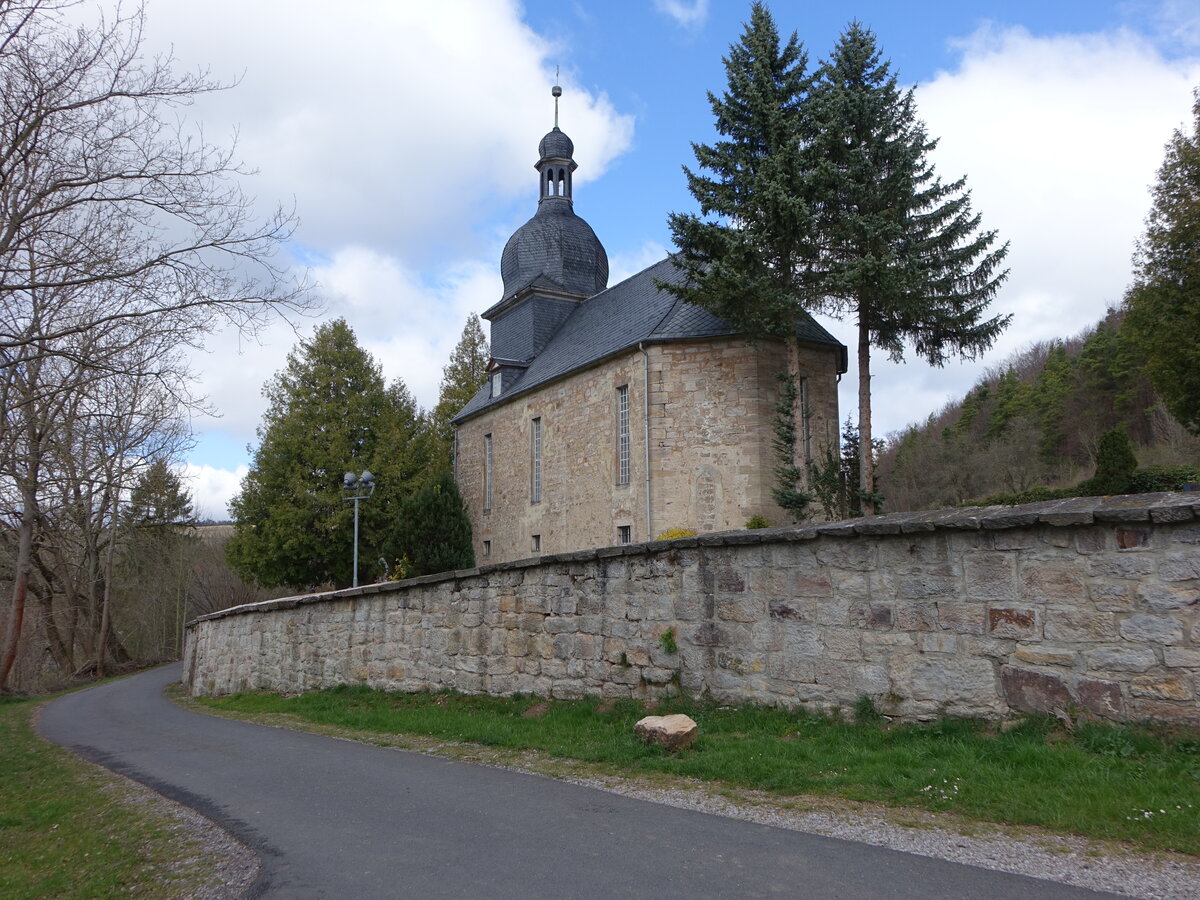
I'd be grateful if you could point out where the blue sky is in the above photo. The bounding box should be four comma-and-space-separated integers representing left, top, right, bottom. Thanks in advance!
133, 0, 1200, 518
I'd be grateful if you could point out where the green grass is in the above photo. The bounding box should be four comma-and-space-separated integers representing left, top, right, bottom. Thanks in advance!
0, 693, 220, 899
202, 687, 1200, 854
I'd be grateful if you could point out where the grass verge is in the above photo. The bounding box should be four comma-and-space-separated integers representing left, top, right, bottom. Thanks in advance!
0, 692, 228, 899
198, 687, 1200, 855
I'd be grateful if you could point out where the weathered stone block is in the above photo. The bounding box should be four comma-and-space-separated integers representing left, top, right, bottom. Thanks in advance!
767, 654, 816, 683
1116, 528, 1151, 549
988, 607, 1039, 639
817, 541, 874, 571
793, 571, 833, 597
1119, 615, 1184, 645
1164, 648, 1200, 668
1159, 553, 1200, 582
1013, 645, 1077, 667
964, 553, 1016, 602
1001, 666, 1072, 715
1043, 608, 1118, 643
918, 632, 957, 654
1085, 646, 1157, 672
1021, 563, 1086, 604
822, 628, 862, 660
716, 596, 765, 623
1136, 583, 1199, 611
1088, 556, 1156, 579
994, 530, 1037, 551
635, 714, 698, 750
936, 602, 985, 635
1089, 582, 1138, 612
1131, 675, 1194, 701
1075, 678, 1123, 719
895, 602, 937, 632
850, 602, 894, 630
900, 658, 998, 704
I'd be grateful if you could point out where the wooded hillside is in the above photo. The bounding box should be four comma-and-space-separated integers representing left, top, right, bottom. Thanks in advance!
877, 308, 1200, 512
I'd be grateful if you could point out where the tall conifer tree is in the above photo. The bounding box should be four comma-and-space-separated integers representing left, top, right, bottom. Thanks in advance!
809, 23, 1010, 512
227, 319, 428, 589
431, 313, 490, 459
665, 2, 823, 519
1123, 90, 1200, 434
665, 3, 817, 336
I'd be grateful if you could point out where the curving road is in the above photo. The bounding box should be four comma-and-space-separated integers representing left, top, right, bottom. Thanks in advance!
39, 665, 1118, 899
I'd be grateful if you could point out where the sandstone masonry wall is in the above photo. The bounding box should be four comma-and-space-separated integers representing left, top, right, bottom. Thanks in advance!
453, 336, 841, 565
185, 493, 1200, 727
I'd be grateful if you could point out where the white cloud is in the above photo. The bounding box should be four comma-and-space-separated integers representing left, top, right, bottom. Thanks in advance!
180, 463, 248, 521
141, 0, 634, 261
608, 240, 670, 285
653, 0, 710, 29
835, 24, 1200, 442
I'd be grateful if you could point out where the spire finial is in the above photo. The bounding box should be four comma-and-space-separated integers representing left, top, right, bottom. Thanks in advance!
552, 68, 562, 129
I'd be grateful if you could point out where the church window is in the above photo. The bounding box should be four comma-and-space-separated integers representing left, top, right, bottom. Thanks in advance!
616, 385, 630, 485
484, 433, 493, 512
491, 371, 502, 398
482, 540, 491, 558
618, 525, 631, 545
530, 417, 542, 503
531, 534, 541, 553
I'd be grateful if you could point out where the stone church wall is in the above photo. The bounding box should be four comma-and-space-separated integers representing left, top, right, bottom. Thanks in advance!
454, 336, 841, 565
186, 493, 1200, 727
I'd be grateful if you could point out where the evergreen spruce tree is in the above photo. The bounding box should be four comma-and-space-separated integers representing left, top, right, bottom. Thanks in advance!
430, 313, 490, 459
227, 319, 428, 589
124, 460, 194, 528
382, 471, 474, 577
1123, 90, 1200, 434
1085, 428, 1138, 495
809, 22, 1010, 513
665, 2, 821, 519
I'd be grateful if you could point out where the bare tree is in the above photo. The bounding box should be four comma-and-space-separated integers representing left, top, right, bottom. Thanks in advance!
0, 0, 313, 689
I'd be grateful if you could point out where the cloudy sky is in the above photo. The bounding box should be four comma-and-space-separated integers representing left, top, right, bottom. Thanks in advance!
131, 0, 1200, 519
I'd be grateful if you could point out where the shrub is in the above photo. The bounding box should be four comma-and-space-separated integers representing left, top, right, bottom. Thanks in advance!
1127, 465, 1200, 493
1083, 428, 1138, 495
655, 527, 698, 540
744, 514, 771, 529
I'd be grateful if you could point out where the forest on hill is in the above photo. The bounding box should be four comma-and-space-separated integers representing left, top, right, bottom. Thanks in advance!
875, 307, 1200, 513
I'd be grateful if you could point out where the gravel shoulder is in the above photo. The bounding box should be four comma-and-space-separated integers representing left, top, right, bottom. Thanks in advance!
172, 692, 1200, 900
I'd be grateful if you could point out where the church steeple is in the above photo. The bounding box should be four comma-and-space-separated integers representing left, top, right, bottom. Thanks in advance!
537, 82, 576, 203
487, 81, 608, 363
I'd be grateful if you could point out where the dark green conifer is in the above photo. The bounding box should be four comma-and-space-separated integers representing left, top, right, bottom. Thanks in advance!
808, 22, 1010, 512
227, 319, 428, 589
1123, 90, 1200, 434
383, 471, 474, 577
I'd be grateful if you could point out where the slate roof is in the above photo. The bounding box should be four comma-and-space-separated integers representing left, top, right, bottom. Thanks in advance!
499, 197, 609, 300
452, 256, 846, 424
538, 127, 574, 160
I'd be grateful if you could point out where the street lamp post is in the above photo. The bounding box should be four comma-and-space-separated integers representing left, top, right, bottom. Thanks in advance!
342, 470, 375, 588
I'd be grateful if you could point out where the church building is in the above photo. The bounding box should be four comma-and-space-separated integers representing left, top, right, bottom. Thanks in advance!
451, 93, 846, 565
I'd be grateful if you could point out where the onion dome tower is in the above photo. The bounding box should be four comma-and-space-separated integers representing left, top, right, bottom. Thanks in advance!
484, 83, 609, 369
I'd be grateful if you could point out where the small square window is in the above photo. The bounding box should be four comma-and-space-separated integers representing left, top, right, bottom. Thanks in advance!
482, 540, 491, 558
531, 534, 541, 553
618, 525, 632, 544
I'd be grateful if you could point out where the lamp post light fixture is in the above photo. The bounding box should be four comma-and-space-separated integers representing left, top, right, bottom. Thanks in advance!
342, 470, 375, 588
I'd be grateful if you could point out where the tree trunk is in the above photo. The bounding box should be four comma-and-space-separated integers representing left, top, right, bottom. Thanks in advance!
0, 484, 37, 689
857, 319, 877, 516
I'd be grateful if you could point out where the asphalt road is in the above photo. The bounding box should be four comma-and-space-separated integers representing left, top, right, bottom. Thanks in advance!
38, 665, 1119, 899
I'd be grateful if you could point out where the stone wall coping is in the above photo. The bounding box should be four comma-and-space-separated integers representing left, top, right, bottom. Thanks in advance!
190, 491, 1200, 627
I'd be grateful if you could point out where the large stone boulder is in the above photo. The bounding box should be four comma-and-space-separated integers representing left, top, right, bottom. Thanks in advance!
634, 714, 698, 751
